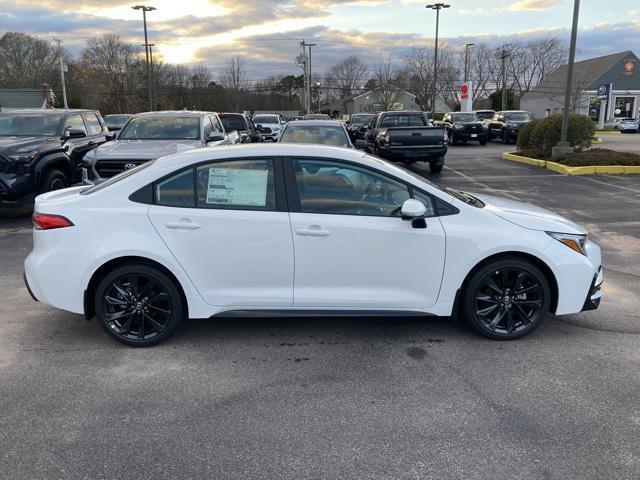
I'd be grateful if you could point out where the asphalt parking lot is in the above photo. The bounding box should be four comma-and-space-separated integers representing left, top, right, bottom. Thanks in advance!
1, 142, 639, 479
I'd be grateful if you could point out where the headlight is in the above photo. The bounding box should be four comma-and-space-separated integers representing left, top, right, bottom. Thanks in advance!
8, 151, 38, 162
453, 124, 464, 129
547, 231, 587, 256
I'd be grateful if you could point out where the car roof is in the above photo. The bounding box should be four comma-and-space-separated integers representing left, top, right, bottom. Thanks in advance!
499, 110, 529, 113
219, 112, 245, 117
0, 108, 97, 114
134, 110, 214, 118
285, 120, 345, 127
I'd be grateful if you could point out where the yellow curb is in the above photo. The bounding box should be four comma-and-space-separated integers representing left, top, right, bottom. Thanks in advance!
592, 137, 603, 144
502, 152, 640, 175
594, 130, 621, 135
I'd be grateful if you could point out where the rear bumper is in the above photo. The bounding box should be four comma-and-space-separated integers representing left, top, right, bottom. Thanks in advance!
377, 146, 447, 161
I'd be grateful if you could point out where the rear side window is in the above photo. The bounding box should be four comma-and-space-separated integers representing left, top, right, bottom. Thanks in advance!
155, 169, 195, 207
83, 113, 103, 136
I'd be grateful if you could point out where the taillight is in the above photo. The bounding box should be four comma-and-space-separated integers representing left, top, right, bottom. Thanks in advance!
384, 134, 390, 146
32, 212, 74, 230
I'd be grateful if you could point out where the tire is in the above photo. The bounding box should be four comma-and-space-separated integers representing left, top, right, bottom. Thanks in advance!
94, 264, 185, 347
501, 131, 509, 144
39, 168, 68, 194
479, 138, 488, 146
461, 257, 551, 340
429, 157, 444, 174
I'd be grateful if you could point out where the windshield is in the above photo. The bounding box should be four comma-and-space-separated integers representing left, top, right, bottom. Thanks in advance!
118, 117, 201, 140
475, 111, 494, 120
351, 115, 373, 126
304, 114, 330, 120
280, 125, 350, 147
379, 114, 427, 128
220, 115, 247, 131
104, 115, 130, 127
451, 113, 479, 123
253, 115, 278, 124
503, 112, 532, 122
81, 161, 155, 195
0, 113, 63, 136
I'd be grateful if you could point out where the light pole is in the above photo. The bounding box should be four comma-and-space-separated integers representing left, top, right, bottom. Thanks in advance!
53, 38, 68, 108
426, 3, 449, 113
132, 5, 156, 112
463, 42, 474, 83
307, 43, 316, 114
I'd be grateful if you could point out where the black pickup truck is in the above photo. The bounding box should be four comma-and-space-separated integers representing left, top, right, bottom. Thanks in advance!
364, 111, 447, 173
438, 112, 489, 145
0, 109, 107, 209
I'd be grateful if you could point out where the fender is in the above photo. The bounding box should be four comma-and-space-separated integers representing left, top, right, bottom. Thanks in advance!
34, 151, 72, 184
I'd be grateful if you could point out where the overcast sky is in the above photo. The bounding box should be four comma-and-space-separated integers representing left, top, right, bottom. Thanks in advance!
1, 0, 638, 78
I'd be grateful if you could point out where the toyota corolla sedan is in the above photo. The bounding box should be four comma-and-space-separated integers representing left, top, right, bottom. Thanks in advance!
25, 144, 603, 347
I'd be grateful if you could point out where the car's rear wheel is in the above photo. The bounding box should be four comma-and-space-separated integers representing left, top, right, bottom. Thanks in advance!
95, 264, 184, 347
429, 157, 444, 174
462, 257, 550, 340
39, 169, 68, 194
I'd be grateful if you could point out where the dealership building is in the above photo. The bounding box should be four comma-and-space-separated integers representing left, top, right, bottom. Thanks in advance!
521, 50, 640, 121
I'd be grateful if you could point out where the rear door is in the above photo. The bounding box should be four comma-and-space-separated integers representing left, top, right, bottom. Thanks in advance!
148, 156, 294, 307
285, 156, 446, 309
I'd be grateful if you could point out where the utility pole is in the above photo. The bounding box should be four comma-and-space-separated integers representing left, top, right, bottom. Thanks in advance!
296, 42, 308, 115
500, 48, 510, 110
426, 3, 450, 114
144, 43, 156, 110
132, 5, 156, 112
53, 38, 68, 109
307, 43, 317, 114
553, 0, 581, 157
463, 43, 474, 83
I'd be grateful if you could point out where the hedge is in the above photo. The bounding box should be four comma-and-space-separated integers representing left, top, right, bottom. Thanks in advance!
517, 114, 595, 158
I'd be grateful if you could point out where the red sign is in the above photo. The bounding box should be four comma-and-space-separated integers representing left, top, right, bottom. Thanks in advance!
460, 83, 469, 99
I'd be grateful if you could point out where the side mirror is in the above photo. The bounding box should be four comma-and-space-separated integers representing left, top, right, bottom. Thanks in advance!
401, 199, 427, 229
207, 132, 225, 142
65, 129, 86, 139
105, 132, 116, 141
354, 139, 368, 150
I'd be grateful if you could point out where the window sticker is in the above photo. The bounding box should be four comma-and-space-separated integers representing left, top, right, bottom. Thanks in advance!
205, 167, 268, 206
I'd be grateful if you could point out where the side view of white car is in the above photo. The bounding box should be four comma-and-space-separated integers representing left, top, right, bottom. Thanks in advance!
25, 144, 603, 346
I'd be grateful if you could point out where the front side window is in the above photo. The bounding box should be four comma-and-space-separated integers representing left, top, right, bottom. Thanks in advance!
220, 115, 247, 132
280, 125, 350, 147
203, 117, 213, 139
64, 114, 87, 135
293, 158, 411, 217
83, 113, 103, 135
119, 117, 201, 140
196, 159, 276, 210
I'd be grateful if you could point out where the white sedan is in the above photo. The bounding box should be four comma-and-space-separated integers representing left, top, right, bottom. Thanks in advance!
25, 144, 603, 346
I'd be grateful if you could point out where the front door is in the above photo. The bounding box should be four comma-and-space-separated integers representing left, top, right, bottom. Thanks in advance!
286, 157, 446, 309
148, 157, 294, 307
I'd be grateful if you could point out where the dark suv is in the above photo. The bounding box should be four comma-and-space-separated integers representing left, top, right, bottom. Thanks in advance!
487, 110, 534, 144
219, 113, 262, 143
0, 109, 107, 208
439, 112, 488, 145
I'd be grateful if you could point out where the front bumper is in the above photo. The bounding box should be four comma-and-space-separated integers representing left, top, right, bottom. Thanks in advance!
260, 132, 280, 142
451, 130, 488, 141
582, 266, 603, 311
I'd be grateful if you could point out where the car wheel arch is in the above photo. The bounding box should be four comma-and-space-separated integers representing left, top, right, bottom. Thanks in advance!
457, 251, 559, 315
35, 154, 72, 185
83, 256, 189, 321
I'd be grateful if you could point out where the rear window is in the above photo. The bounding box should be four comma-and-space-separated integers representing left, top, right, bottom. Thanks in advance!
80, 161, 155, 195
379, 114, 427, 128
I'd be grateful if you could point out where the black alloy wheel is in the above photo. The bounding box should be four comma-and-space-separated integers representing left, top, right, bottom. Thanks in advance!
463, 258, 550, 339
95, 264, 183, 346
40, 169, 68, 194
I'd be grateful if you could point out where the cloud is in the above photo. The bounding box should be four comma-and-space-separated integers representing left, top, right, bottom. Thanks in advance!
507, 0, 565, 12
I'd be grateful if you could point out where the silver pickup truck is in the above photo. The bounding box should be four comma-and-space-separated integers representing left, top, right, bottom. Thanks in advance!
364, 111, 448, 174
82, 110, 240, 184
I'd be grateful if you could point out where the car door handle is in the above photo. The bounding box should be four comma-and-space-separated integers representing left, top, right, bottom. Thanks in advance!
165, 220, 201, 230
295, 226, 331, 237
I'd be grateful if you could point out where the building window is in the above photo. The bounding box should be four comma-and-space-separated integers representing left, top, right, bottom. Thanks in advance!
614, 96, 635, 118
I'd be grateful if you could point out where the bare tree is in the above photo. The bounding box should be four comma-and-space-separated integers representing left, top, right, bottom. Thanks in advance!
328, 56, 367, 111
219, 55, 247, 111
372, 55, 402, 110
0, 32, 59, 88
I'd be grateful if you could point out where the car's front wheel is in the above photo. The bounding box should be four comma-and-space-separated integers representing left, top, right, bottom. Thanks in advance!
95, 264, 184, 347
462, 257, 550, 340
39, 169, 68, 194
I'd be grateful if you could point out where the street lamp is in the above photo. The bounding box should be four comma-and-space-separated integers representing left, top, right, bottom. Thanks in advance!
463, 42, 475, 83
132, 5, 156, 111
426, 3, 450, 113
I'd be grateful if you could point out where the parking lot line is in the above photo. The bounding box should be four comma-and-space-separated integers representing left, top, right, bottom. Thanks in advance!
443, 165, 523, 200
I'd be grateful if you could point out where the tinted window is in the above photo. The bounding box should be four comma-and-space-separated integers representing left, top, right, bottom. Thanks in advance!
253, 115, 279, 124
203, 117, 213, 139
451, 113, 479, 123
155, 169, 195, 207
119, 117, 200, 140
379, 114, 427, 128
220, 115, 247, 131
350, 115, 374, 126
280, 125, 350, 147
293, 159, 410, 217
83, 113, 103, 135
64, 114, 87, 135
196, 159, 276, 210
503, 112, 533, 122
0, 113, 63, 136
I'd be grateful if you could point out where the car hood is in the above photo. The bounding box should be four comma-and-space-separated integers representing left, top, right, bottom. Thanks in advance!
0, 135, 57, 151
93, 139, 202, 159
472, 192, 586, 234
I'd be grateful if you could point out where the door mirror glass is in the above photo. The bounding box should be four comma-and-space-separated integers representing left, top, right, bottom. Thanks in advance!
65, 129, 86, 139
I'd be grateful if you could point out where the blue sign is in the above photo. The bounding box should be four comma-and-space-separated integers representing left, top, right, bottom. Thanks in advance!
597, 83, 611, 100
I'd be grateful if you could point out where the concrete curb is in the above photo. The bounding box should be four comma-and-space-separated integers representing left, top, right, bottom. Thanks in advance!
594, 130, 621, 135
502, 152, 640, 175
